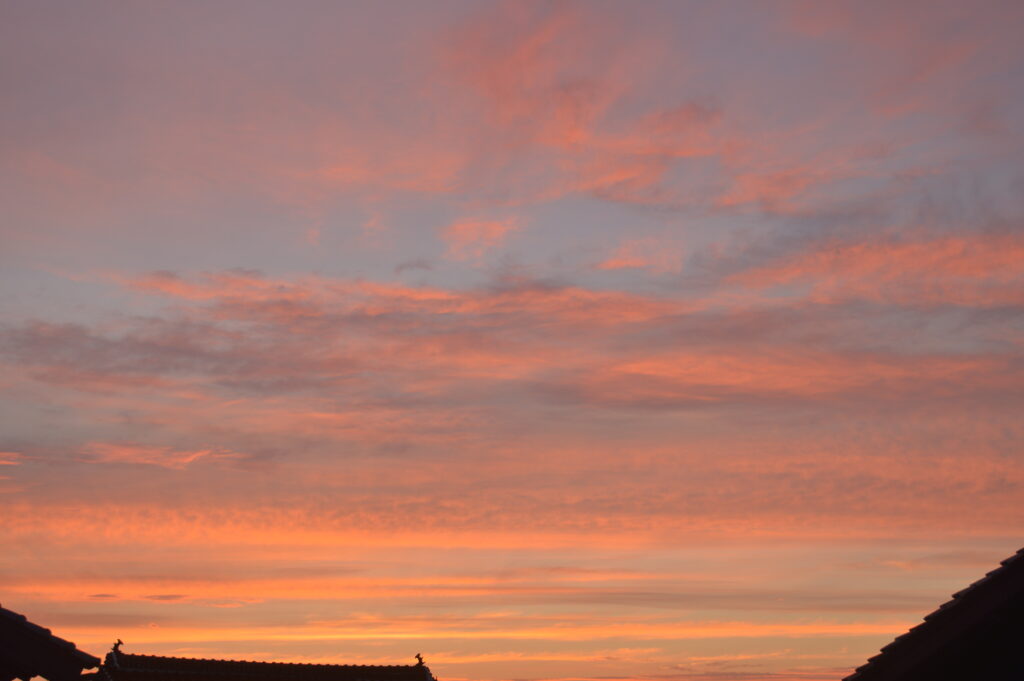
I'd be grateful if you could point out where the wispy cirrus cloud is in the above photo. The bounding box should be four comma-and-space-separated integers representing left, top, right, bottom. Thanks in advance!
79, 442, 244, 469
7, 269, 1018, 422
2, 268, 1022, 543
442, 218, 521, 261
0, 451, 24, 466
597, 238, 684, 274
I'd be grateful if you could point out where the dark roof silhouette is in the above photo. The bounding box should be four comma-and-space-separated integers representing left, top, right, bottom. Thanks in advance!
0, 603, 100, 681
844, 546, 1024, 681
96, 649, 436, 681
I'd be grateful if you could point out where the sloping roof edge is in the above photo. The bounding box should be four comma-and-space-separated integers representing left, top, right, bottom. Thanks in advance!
0, 603, 101, 681
843, 546, 1024, 681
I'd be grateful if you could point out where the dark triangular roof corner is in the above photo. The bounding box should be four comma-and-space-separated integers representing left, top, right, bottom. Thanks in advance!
0, 603, 100, 681
844, 546, 1024, 681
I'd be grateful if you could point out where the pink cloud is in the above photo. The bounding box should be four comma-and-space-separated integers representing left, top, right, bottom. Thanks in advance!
733, 232, 1024, 306
597, 238, 683, 273
439, 2, 621, 149
2, 0, 934, 236
783, 0, 988, 117
0, 451, 24, 466
3, 269, 1022, 541
121, 270, 680, 327
80, 442, 243, 469
441, 218, 521, 261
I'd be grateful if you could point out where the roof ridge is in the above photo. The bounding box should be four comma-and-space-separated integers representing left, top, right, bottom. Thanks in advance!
116, 652, 426, 669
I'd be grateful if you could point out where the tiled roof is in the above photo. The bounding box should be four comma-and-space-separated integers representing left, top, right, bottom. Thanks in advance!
0, 603, 100, 681
97, 650, 435, 681
843, 546, 1024, 681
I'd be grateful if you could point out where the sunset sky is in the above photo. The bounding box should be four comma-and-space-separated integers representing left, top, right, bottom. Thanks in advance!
2, 2, 1024, 680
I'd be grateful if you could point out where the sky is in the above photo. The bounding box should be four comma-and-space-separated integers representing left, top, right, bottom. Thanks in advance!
2, 1, 1024, 680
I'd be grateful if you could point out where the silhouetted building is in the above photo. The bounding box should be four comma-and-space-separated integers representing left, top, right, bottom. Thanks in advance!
844, 546, 1024, 681
1, 605, 433, 681
92, 647, 436, 681
0, 604, 100, 681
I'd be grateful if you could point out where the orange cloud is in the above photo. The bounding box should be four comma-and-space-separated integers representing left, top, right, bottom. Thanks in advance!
576, 348, 1006, 404
0, 451, 24, 465
80, 442, 243, 469
783, 0, 985, 117
434, 2, 756, 208
733, 232, 1024, 305
715, 167, 822, 211
597, 238, 683, 273
120, 270, 681, 328
440, 2, 620, 150
126, 270, 316, 304
442, 218, 521, 260
7, 267, 1022, 480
